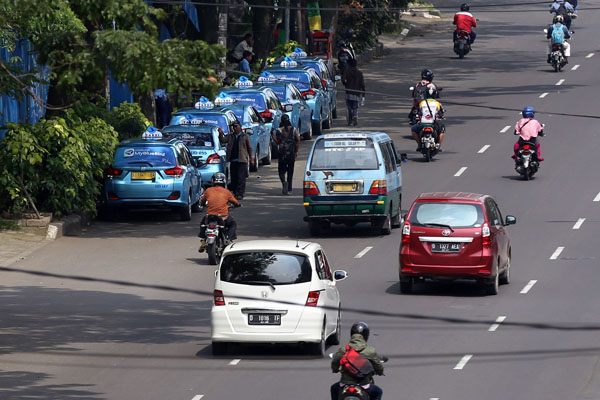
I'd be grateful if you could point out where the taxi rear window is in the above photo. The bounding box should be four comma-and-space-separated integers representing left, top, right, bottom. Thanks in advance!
113, 146, 177, 167
226, 93, 266, 111
170, 113, 228, 131
165, 132, 214, 147
310, 138, 378, 170
269, 72, 310, 90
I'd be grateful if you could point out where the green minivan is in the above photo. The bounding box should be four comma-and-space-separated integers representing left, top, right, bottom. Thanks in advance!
303, 132, 403, 235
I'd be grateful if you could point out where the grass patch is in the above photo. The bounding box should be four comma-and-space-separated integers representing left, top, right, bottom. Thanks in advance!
0, 218, 19, 231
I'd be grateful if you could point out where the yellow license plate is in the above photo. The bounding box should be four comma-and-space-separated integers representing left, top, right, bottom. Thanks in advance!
333, 183, 356, 192
131, 171, 155, 180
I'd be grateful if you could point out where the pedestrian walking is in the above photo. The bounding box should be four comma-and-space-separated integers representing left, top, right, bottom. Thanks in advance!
341, 58, 365, 126
272, 114, 301, 195
222, 121, 255, 199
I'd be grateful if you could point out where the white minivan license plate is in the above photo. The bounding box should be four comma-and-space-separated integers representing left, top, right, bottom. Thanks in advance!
431, 242, 461, 253
248, 313, 281, 325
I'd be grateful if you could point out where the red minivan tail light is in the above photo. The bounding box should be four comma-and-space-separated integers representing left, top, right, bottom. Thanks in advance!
306, 290, 320, 306
164, 166, 184, 177
303, 181, 320, 196
214, 290, 225, 306
482, 223, 491, 246
369, 180, 387, 195
206, 154, 221, 164
402, 222, 411, 243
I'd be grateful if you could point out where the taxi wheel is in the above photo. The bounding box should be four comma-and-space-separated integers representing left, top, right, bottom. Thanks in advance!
249, 150, 258, 172
261, 144, 272, 165
179, 193, 192, 221
332, 106, 337, 119
378, 213, 392, 235
391, 199, 402, 228
323, 108, 332, 129
302, 118, 313, 140
312, 120, 322, 136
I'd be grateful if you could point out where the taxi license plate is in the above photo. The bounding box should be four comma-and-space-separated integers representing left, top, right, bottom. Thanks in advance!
248, 313, 281, 325
333, 183, 357, 192
431, 243, 461, 253
131, 171, 155, 180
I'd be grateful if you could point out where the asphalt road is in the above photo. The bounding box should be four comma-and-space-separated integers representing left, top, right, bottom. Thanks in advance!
2, 2, 600, 399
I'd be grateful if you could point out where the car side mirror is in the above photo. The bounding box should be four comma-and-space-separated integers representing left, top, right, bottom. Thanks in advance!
333, 270, 348, 281
194, 158, 202, 168
283, 104, 294, 112
214, 270, 218, 277
334, 75, 341, 82
505, 215, 516, 225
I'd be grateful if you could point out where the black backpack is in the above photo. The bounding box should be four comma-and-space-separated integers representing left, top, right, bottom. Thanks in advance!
556, 3, 569, 17
413, 84, 429, 101
278, 126, 297, 160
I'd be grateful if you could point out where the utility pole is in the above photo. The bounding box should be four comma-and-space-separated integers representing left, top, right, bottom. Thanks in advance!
217, 0, 228, 79
285, 0, 290, 43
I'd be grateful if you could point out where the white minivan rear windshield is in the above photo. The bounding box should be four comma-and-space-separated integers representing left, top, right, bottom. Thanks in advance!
310, 138, 378, 170
220, 252, 312, 285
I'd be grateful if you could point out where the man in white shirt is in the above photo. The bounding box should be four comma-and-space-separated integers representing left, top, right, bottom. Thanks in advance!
232, 34, 254, 62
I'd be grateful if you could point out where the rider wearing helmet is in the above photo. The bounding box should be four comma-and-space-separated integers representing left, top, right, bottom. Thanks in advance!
197, 172, 240, 252
546, 14, 571, 63
453, 3, 477, 44
549, 0, 574, 30
513, 107, 544, 161
408, 69, 440, 123
330, 322, 384, 400
411, 87, 446, 151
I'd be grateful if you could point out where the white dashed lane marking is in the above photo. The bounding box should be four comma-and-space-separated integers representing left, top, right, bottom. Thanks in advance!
571, 64, 580, 70
521, 280, 537, 294
354, 247, 373, 258
229, 359, 241, 365
594, 192, 600, 202
539, 92, 549, 98
191, 396, 204, 400
550, 246, 564, 260
454, 167, 468, 177
586, 53, 595, 58
477, 145, 490, 153
500, 125, 511, 133
454, 355, 473, 370
489, 316, 507, 332
556, 79, 565, 86
572, 218, 585, 230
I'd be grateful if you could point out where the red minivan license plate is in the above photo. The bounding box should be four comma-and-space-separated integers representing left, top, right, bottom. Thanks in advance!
431, 242, 461, 253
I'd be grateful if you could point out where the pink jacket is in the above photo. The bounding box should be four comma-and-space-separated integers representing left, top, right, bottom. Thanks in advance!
514, 118, 543, 141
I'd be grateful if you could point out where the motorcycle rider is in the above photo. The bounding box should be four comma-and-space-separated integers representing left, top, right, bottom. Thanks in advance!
331, 322, 384, 400
198, 172, 240, 253
546, 14, 571, 64
408, 69, 439, 123
453, 3, 477, 45
411, 87, 445, 151
512, 106, 544, 162
549, 0, 575, 30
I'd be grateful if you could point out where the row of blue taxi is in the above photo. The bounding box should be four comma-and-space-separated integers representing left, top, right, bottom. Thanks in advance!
103, 49, 339, 220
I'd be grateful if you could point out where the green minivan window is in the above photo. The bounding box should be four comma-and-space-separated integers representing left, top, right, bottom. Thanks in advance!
310, 138, 378, 170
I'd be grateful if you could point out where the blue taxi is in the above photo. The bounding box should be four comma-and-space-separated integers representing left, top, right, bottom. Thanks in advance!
303, 132, 403, 236
161, 124, 227, 187
256, 77, 313, 140
223, 102, 272, 169
169, 102, 239, 135
104, 128, 203, 221
262, 64, 332, 135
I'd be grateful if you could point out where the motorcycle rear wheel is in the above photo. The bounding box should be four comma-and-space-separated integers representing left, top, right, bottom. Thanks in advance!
426, 148, 432, 162
524, 168, 530, 181
207, 238, 222, 265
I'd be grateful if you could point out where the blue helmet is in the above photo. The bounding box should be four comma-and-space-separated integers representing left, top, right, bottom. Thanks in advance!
522, 106, 535, 118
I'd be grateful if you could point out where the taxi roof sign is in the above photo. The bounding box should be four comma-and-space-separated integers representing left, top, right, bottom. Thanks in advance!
258, 71, 276, 83
280, 56, 298, 68
234, 76, 254, 88
142, 126, 163, 139
322, 133, 368, 139
290, 47, 307, 58
215, 92, 235, 106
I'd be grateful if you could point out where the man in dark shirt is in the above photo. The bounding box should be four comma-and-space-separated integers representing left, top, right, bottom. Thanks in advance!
341, 58, 365, 126
222, 121, 255, 199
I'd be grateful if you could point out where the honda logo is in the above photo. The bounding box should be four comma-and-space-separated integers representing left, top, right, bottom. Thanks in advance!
441, 230, 451, 236
261, 291, 268, 299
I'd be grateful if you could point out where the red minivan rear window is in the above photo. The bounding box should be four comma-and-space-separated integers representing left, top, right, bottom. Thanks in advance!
410, 203, 484, 228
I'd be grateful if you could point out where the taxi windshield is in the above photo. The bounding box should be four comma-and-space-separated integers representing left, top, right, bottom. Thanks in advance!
113, 145, 177, 167
165, 131, 214, 147
170, 113, 229, 131
269, 72, 310, 90
225, 93, 266, 111
310, 138, 378, 170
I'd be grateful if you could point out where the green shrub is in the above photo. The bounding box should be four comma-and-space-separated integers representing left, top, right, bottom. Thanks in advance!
104, 102, 151, 141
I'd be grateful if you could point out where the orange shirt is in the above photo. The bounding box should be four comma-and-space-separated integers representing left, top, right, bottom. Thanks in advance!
200, 186, 239, 218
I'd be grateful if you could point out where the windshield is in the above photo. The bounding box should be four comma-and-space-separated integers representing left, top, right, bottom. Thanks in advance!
224, 92, 266, 111
164, 131, 214, 147
301, 62, 323, 79
410, 203, 485, 228
113, 146, 176, 167
220, 252, 311, 285
310, 138, 378, 170
170, 113, 229, 131
269, 72, 310, 90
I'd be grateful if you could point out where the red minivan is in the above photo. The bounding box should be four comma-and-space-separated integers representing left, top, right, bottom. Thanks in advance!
399, 192, 516, 295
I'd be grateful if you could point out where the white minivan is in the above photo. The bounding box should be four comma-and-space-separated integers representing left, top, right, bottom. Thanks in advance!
211, 240, 348, 356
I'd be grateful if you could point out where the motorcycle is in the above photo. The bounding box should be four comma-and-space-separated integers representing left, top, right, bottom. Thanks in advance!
454, 30, 471, 58
550, 42, 568, 72
515, 141, 540, 180
200, 204, 240, 265
408, 86, 442, 124
329, 353, 388, 400
419, 122, 441, 162
337, 29, 356, 75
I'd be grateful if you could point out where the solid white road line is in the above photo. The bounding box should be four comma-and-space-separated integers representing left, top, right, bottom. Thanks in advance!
454, 355, 473, 370
454, 167, 468, 177
191, 396, 204, 400
556, 79, 565, 86
354, 246, 373, 258
229, 359, 241, 365
488, 316, 507, 332
500, 125, 511, 133
571, 64, 580, 70
586, 53, 595, 58
573, 218, 586, 230
550, 246, 564, 260
594, 192, 600, 202
478, 145, 490, 153
521, 280, 537, 294
539, 92, 549, 98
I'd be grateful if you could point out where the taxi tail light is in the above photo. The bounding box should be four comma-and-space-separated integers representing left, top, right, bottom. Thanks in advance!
321, 78, 328, 87
206, 154, 221, 164
106, 167, 122, 176
402, 222, 411, 243
482, 223, 491, 246
303, 181, 320, 196
214, 290, 225, 306
167, 191, 181, 200
306, 290, 320, 306
259, 110, 273, 119
302, 89, 316, 97
108, 192, 119, 201
369, 180, 387, 195
164, 166, 184, 177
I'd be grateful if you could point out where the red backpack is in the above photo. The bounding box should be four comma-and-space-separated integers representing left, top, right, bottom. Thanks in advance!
339, 345, 374, 379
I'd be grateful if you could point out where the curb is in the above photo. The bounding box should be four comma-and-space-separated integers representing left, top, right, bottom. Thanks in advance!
47, 213, 92, 240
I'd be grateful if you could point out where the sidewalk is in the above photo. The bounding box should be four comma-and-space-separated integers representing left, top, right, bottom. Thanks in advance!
0, 227, 52, 267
